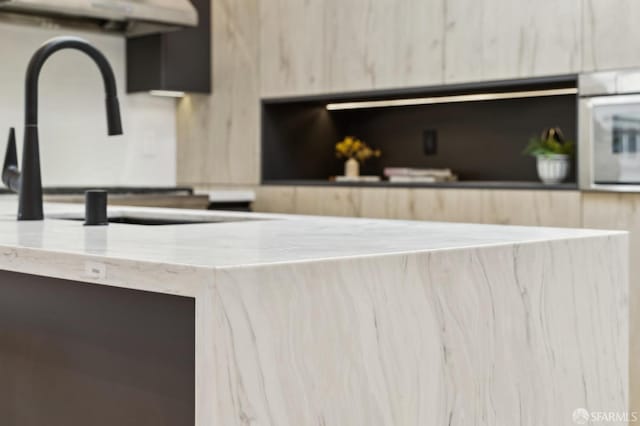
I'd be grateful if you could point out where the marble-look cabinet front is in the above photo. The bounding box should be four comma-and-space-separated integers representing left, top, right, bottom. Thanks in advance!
209, 237, 627, 425
250, 185, 640, 413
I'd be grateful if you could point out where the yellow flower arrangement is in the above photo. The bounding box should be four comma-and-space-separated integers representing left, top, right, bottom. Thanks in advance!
335, 136, 381, 163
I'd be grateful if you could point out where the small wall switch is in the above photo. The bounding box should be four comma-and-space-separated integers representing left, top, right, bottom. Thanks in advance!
423, 129, 438, 155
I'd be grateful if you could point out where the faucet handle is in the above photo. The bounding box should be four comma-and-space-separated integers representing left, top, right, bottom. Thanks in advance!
2, 128, 21, 193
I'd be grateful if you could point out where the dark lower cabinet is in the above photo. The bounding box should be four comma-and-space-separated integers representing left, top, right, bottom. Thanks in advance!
0, 270, 195, 426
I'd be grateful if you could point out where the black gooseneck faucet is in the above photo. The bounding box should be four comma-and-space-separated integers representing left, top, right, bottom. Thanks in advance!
2, 36, 123, 221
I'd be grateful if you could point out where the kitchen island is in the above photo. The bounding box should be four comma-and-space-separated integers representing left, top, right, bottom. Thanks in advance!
0, 196, 629, 426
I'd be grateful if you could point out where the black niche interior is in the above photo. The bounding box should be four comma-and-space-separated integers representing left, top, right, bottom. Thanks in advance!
262, 75, 578, 188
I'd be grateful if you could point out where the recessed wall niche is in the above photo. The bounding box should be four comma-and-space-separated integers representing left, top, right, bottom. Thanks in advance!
261, 75, 578, 187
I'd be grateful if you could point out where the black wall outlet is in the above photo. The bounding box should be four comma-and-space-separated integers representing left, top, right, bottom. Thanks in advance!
423, 129, 438, 155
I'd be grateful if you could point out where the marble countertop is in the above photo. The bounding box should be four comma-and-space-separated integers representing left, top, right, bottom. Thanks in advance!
0, 186, 194, 195
0, 195, 621, 270
0, 197, 628, 426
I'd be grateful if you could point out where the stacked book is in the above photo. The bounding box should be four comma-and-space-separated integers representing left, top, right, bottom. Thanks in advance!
335, 175, 382, 183
384, 167, 458, 183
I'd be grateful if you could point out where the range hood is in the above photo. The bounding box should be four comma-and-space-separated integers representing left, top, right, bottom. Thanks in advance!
0, 0, 198, 36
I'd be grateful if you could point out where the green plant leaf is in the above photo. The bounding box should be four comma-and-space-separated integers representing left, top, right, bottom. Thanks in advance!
523, 135, 575, 157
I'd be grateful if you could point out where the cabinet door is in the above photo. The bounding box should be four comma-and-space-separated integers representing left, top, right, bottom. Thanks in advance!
0, 271, 195, 426
582, 192, 639, 413
582, 0, 640, 71
259, 0, 326, 97
293, 186, 361, 217
444, 0, 581, 83
323, 0, 445, 93
260, 0, 445, 97
260, 0, 583, 94
478, 190, 582, 227
177, 0, 260, 186
256, 186, 582, 228
408, 189, 582, 227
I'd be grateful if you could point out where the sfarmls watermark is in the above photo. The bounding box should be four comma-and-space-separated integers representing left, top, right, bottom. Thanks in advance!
573, 408, 639, 424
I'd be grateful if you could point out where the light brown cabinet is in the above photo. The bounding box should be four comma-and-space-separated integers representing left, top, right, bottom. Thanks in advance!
259, 0, 445, 97
582, 192, 640, 412
258, 0, 583, 97
444, 0, 581, 83
254, 186, 583, 228
582, 0, 640, 71
177, 0, 260, 186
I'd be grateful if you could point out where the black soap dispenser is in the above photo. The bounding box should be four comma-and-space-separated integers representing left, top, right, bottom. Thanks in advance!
84, 190, 108, 226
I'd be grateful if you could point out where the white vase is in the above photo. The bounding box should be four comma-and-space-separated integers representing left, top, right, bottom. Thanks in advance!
345, 158, 360, 178
536, 154, 570, 185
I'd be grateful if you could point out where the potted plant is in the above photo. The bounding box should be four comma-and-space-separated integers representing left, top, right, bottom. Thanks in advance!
335, 136, 381, 178
523, 127, 575, 185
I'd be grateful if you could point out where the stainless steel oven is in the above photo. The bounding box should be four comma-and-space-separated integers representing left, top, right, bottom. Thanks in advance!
580, 70, 640, 191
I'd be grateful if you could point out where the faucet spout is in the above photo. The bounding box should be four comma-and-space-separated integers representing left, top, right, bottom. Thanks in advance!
25, 36, 123, 134
9, 36, 123, 221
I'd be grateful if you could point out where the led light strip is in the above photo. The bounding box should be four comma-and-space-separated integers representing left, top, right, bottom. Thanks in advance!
149, 90, 186, 98
325, 87, 578, 110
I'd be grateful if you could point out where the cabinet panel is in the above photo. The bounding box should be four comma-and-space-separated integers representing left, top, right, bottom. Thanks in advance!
256, 186, 582, 228
293, 187, 361, 217
0, 271, 195, 426
411, 189, 582, 227
359, 188, 415, 220
359, 188, 581, 227
582, 0, 640, 71
323, 0, 445, 93
442, 0, 485, 83
259, 0, 326, 97
582, 193, 639, 412
177, 0, 260, 186
253, 185, 297, 213
479, 190, 582, 227
127, 0, 211, 94
369, 188, 485, 223
444, 0, 581, 83
260, 0, 444, 97
260, 0, 583, 95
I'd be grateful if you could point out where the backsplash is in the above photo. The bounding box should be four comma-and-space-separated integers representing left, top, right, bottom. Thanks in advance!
0, 22, 177, 187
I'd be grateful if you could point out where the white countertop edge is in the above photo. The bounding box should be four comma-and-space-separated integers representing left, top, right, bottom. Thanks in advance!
0, 230, 626, 297
0, 244, 211, 297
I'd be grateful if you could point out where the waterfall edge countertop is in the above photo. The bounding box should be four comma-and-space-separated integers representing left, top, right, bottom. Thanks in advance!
0, 195, 630, 426
0, 194, 625, 277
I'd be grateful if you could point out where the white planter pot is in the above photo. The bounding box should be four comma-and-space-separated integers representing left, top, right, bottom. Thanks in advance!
536, 154, 570, 185
345, 158, 360, 178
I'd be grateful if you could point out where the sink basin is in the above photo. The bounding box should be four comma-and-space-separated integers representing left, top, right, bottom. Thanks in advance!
48, 211, 263, 226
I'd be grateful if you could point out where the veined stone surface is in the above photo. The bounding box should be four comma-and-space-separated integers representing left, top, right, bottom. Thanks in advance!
0, 196, 629, 426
